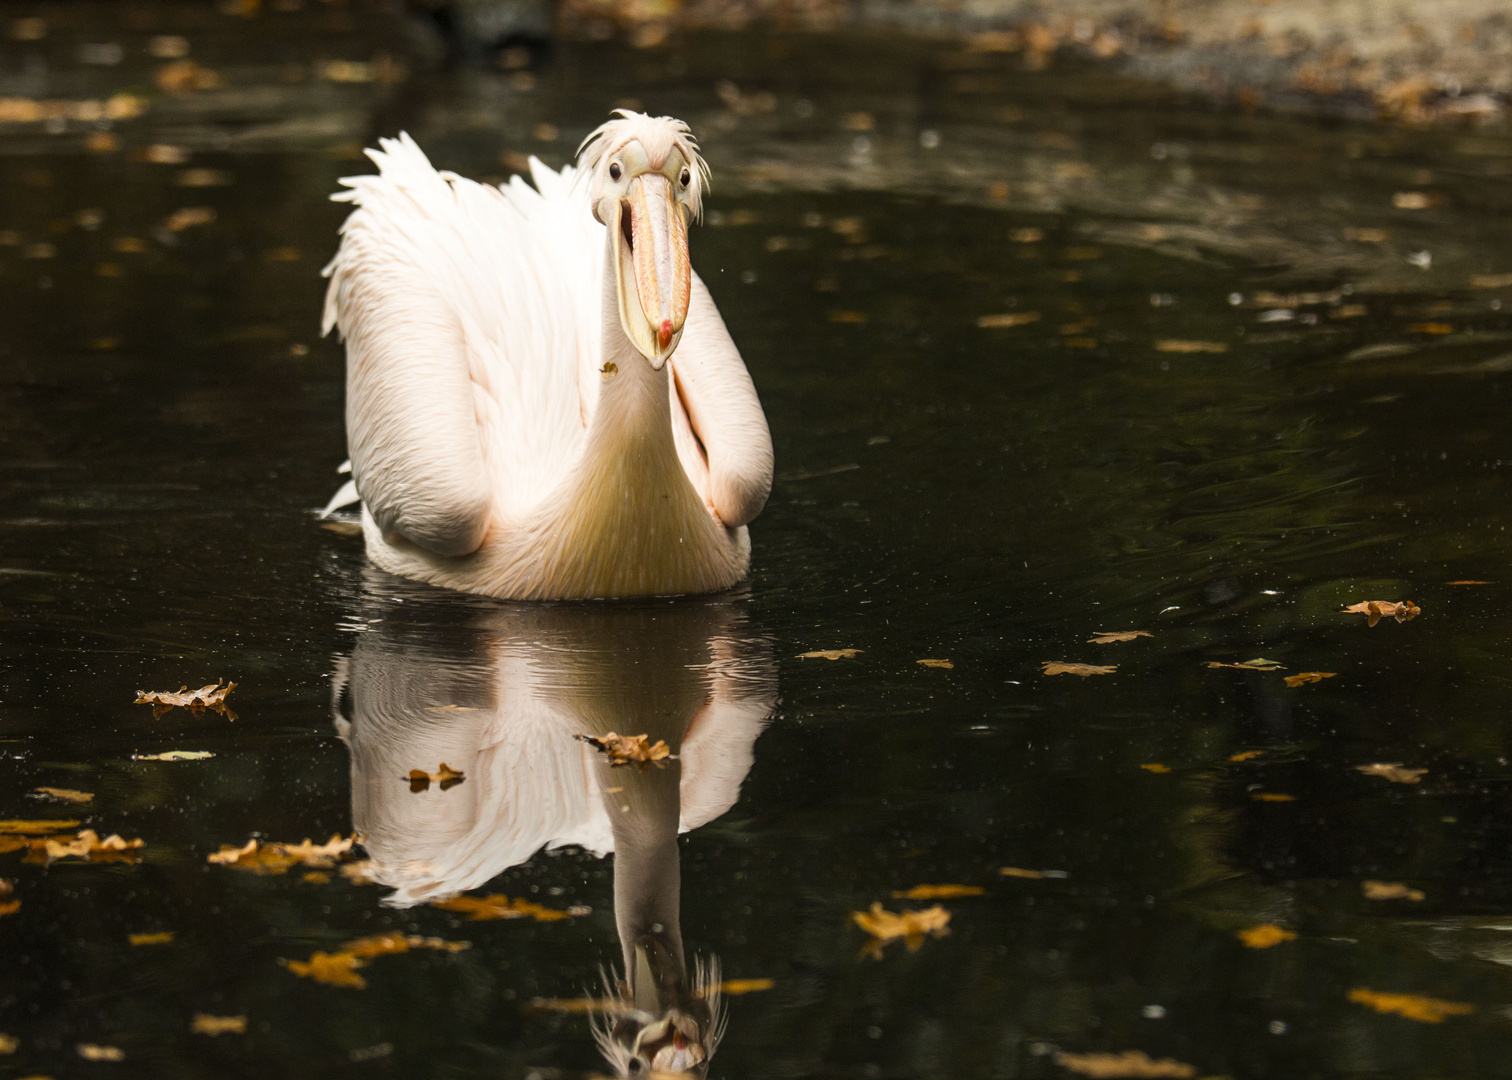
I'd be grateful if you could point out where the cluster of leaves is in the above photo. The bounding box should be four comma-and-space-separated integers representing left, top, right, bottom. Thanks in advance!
135, 681, 237, 719
207, 834, 356, 876
576, 732, 673, 768
0, 821, 142, 865
406, 764, 464, 792
851, 902, 951, 959
1341, 600, 1420, 626
283, 932, 470, 990
429, 894, 587, 922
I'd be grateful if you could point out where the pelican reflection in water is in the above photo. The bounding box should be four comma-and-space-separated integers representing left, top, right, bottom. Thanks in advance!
331, 576, 775, 1075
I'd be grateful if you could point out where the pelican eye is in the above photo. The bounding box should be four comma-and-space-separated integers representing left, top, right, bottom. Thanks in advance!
609, 161, 622, 181
679, 167, 690, 187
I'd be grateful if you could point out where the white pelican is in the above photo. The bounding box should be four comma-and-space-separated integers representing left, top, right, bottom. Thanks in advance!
320, 112, 773, 600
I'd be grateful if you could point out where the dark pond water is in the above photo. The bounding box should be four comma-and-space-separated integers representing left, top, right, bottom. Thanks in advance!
6, 5, 1512, 1078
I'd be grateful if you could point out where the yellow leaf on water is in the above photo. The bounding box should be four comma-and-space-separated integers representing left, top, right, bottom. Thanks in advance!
577, 732, 672, 768
0, 899, 18, 917
191, 1013, 246, 1035
129, 931, 174, 946
0, 1033, 15, 1053
799, 649, 863, 660
0, 819, 80, 834
917, 659, 954, 669
1140, 763, 1171, 774
208, 834, 356, 874
1089, 631, 1151, 644
1154, 340, 1228, 353
430, 894, 579, 922
132, 750, 214, 761
284, 950, 368, 989
33, 787, 92, 804
1054, 1049, 1196, 1078
526, 996, 623, 1014
713, 978, 775, 995
1407, 322, 1454, 334
1283, 672, 1335, 687
1042, 662, 1116, 676
1251, 793, 1295, 802
283, 934, 469, 989
977, 312, 1041, 328
1206, 658, 1284, 671
1341, 600, 1419, 626
1447, 580, 1492, 585
1357, 762, 1426, 784
406, 763, 465, 792
1238, 923, 1297, 949
999, 867, 1044, 879
851, 902, 950, 957
77, 1044, 125, 1062
1362, 880, 1425, 901
1229, 750, 1266, 762
891, 884, 984, 900
135, 680, 236, 718
1348, 987, 1473, 1023
24, 829, 143, 864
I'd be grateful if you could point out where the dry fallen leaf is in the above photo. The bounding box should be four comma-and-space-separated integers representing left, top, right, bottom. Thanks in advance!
1206, 658, 1284, 671
430, 894, 579, 922
1229, 750, 1266, 762
135, 680, 237, 719
284, 933, 469, 989
916, 658, 954, 669
406, 763, 465, 792
0, 819, 81, 834
1283, 672, 1335, 687
1054, 1049, 1196, 1078
132, 750, 214, 761
852, 902, 950, 958
1356, 762, 1426, 784
999, 866, 1044, 879
1238, 924, 1297, 949
190, 1014, 246, 1036
1089, 631, 1151, 644
798, 649, 862, 660
1341, 600, 1420, 627
208, 834, 356, 875
1042, 662, 1116, 676
77, 1044, 125, 1062
1348, 987, 1473, 1023
1251, 793, 1295, 802
712, 978, 774, 996
1140, 763, 1171, 774
129, 931, 174, 946
577, 732, 672, 768
1362, 880, 1425, 901
14, 829, 144, 865
1154, 339, 1229, 353
33, 787, 93, 804
977, 312, 1041, 328
891, 884, 984, 900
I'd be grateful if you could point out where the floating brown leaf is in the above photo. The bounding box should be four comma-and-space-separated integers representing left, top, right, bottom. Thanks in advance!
977, 312, 1041, 329
1251, 793, 1295, 802
78, 1044, 125, 1062
1206, 658, 1284, 671
129, 931, 174, 946
1229, 750, 1266, 762
1348, 987, 1473, 1023
0, 899, 17, 917
1154, 340, 1229, 354
999, 866, 1045, 879
0, 819, 80, 834
284, 933, 469, 989
1362, 880, 1425, 901
1283, 672, 1335, 687
190, 1014, 246, 1036
16, 829, 143, 865
430, 894, 579, 922
577, 732, 672, 768
406, 763, 465, 792
132, 750, 214, 761
1054, 1049, 1196, 1078
712, 978, 774, 995
891, 884, 984, 900
1089, 631, 1151, 644
33, 787, 92, 804
1042, 662, 1116, 676
1341, 600, 1420, 627
1238, 924, 1297, 949
1140, 763, 1171, 774
916, 658, 954, 669
851, 902, 950, 958
208, 834, 356, 875
135, 680, 237, 719
798, 649, 862, 660
1356, 763, 1427, 784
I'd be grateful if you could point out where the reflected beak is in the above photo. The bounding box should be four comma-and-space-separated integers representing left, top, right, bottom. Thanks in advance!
611, 172, 691, 369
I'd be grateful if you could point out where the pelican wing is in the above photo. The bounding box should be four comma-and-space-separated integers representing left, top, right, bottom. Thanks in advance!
322, 134, 600, 553
670, 276, 774, 527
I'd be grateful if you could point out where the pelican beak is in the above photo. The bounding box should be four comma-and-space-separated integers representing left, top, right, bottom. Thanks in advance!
612, 172, 691, 369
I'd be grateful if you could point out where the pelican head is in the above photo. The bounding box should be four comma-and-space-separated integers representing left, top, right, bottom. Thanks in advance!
580, 110, 709, 369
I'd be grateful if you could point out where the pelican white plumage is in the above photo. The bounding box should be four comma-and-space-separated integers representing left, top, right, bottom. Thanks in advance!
320, 112, 773, 599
